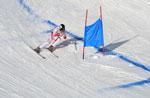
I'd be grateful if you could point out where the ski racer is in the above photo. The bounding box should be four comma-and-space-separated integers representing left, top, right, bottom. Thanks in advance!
34, 24, 67, 53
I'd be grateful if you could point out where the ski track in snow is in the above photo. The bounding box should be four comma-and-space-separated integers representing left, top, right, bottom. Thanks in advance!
18, 0, 150, 91
0, 0, 150, 98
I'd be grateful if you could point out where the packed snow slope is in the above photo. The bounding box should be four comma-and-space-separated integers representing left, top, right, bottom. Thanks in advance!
0, 0, 150, 98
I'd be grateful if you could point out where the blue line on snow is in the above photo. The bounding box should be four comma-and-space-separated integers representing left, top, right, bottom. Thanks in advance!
97, 48, 150, 72
18, 0, 83, 40
116, 77, 150, 88
110, 51, 150, 72
17, 0, 150, 73
98, 78, 150, 91
18, 0, 33, 14
42, 20, 57, 27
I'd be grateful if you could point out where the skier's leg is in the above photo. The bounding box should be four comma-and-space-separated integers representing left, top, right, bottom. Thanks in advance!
47, 37, 61, 52
52, 38, 61, 47
39, 42, 50, 49
47, 40, 56, 52
35, 42, 50, 53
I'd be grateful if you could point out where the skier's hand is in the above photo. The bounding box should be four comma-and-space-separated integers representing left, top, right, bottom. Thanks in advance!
63, 35, 67, 39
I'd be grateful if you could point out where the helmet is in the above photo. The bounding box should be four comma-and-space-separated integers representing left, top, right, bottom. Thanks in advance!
59, 24, 65, 31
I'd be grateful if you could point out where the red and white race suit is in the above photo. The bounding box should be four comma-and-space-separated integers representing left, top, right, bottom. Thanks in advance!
39, 27, 66, 49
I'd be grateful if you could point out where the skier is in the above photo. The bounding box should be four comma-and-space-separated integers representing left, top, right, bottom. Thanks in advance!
34, 24, 67, 53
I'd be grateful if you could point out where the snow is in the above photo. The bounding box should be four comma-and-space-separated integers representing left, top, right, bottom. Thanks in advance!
0, 0, 150, 98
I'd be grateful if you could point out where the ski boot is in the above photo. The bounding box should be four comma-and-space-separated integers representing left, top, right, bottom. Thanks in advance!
34, 47, 41, 53
47, 45, 54, 52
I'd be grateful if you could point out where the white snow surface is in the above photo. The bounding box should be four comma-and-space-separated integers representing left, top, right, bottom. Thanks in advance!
0, 0, 150, 98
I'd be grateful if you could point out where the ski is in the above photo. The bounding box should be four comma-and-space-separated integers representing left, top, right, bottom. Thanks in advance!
27, 44, 59, 59
47, 49, 59, 58
28, 45, 46, 59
